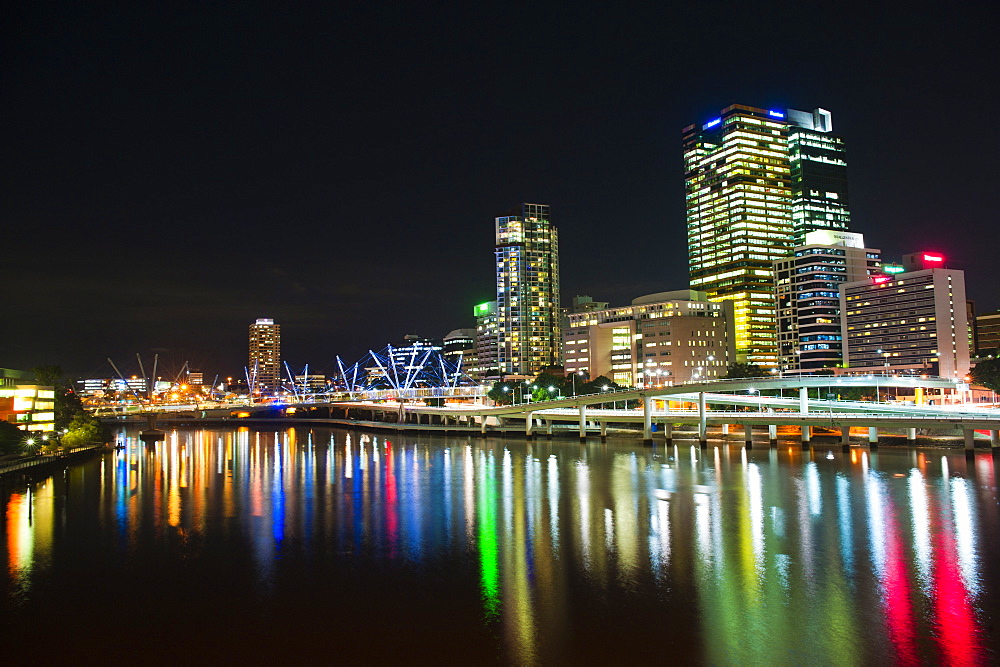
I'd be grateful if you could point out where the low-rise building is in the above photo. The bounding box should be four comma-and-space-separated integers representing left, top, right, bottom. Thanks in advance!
0, 369, 56, 432
563, 290, 734, 387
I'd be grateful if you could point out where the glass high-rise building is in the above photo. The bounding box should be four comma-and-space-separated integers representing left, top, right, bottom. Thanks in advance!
248, 318, 281, 394
495, 203, 561, 376
683, 103, 850, 367
786, 108, 851, 244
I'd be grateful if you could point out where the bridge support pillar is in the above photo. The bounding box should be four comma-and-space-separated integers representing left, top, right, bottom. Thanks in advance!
743, 423, 753, 449
721, 423, 729, 436
698, 392, 707, 449
579, 405, 588, 440
964, 428, 976, 453
642, 395, 653, 444
991, 430, 999, 449
481, 416, 487, 434
664, 422, 673, 445
768, 424, 777, 447
525, 412, 535, 438
546, 420, 553, 438
841, 426, 851, 452
907, 428, 917, 445
799, 386, 809, 414
868, 427, 879, 449
800, 424, 811, 449
599, 421, 607, 441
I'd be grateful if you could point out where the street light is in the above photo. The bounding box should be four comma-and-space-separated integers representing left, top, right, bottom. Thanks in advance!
571, 370, 584, 396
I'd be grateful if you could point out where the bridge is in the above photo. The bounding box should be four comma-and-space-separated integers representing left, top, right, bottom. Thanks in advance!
94, 375, 1000, 452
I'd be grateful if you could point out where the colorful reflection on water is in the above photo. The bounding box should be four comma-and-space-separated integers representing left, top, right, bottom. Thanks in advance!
2, 427, 999, 663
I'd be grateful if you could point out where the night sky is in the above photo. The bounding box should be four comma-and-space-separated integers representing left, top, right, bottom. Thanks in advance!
3, 1, 997, 380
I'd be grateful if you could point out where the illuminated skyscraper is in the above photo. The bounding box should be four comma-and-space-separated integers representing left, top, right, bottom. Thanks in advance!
786, 108, 851, 244
248, 318, 281, 393
495, 203, 561, 376
683, 103, 851, 367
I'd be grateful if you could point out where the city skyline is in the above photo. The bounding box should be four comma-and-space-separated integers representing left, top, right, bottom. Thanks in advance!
3, 3, 997, 376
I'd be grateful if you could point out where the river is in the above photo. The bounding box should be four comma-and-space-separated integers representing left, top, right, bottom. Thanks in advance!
2, 426, 998, 663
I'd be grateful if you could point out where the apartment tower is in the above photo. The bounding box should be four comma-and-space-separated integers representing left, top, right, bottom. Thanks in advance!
248, 318, 281, 393
495, 203, 561, 376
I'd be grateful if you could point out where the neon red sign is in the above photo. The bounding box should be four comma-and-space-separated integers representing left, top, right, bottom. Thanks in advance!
871, 275, 892, 285
922, 253, 944, 262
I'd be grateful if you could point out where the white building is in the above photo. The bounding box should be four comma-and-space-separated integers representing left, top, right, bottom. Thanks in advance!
840, 252, 971, 379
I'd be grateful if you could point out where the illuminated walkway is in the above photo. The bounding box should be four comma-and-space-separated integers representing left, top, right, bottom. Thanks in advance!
96, 376, 1000, 451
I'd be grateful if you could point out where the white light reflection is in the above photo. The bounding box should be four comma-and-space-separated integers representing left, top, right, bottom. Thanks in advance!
576, 461, 591, 568
747, 463, 764, 569
604, 508, 615, 551
836, 474, 854, 574
908, 469, 931, 592
949, 476, 979, 595
805, 462, 822, 516
548, 455, 559, 554
648, 496, 671, 577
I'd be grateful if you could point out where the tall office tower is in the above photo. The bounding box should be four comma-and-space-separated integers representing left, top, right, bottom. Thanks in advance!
840, 252, 971, 379
785, 108, 851, 244
248, 318, 281, 393
495, 203, 561, 376
683, 103, 851, 367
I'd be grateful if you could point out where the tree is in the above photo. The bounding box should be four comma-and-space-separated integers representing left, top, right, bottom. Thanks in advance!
487, 381, 515, 405
722, 363, 766, 379
971, 358, 1000, 393
61, 412, 101, 449
0, 421, 23, 456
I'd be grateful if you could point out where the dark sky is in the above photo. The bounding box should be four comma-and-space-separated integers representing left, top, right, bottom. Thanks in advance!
3, 1, 997, 380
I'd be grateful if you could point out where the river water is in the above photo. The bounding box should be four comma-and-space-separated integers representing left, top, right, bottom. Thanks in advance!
2, 426, 998, 664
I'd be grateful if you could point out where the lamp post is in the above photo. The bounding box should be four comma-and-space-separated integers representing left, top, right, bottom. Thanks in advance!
571, 370, 584, 396
602, 384, 610, 410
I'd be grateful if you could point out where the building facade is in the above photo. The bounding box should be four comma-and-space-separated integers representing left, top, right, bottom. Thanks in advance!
774, 230, 880, 374
0, 385, 55, 432
683, 104, 850, 368
473, 301, 500, 380
976, 310, 1000, 354
443, 328, 477, 376
785, 108, 851, 244
840, 253, 971, 378
563, 290, 734, 387
495, 203, 561, 376
248, 318, 281, 393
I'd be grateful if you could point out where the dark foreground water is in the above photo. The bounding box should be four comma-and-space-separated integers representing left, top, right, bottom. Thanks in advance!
2, 427, 999, 664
